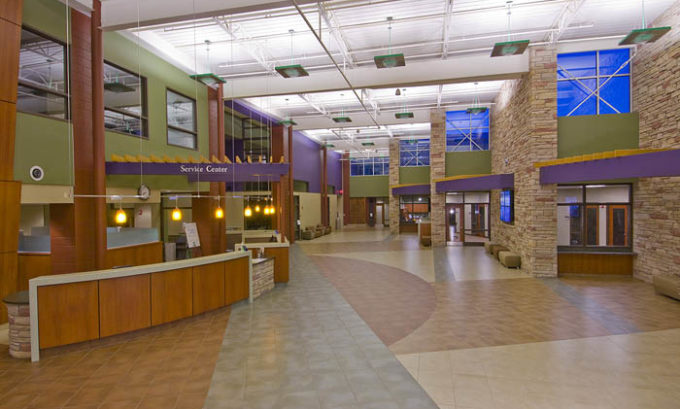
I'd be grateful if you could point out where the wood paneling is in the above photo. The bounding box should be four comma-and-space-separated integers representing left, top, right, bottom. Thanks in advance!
18, 253, 51, 291
0, 22, 20, 105
192, 262, 225, 315
558, 253, 634, 276
0, 253, 18, 324
91, 0, 106, 270
105, 242, 163, 269
0, 101, 17, 180
191, 197, 221, 256
0, 0, 23, 26
99, 275, 150, 337
225, 257, 249, 305
0, 181, 20, 252
349, 198, 367, 224
321, 147, 328, 226
342, 152, 350, 225
151, 268, 193, 325
37, 281, 99, 349
49, 204, 76, 275
265, 247, 290, 283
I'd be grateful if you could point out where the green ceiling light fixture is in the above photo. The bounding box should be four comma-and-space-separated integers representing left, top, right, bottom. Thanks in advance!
361, 142, 375, 147
324, 143, 335, 148
466, 82, 488, 114
333, 93, 352, 123
619, 0, 671, 45
491, 1, 530, 57
276, 30, 310, 78
190, 40, 227, 86
375, 17, 406, 69
395, 88, 413, 119
279, 119, 297, 126
104, 82, 135, 93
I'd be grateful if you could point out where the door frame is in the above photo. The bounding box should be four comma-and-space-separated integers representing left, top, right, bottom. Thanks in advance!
445, 203, 464, 243
608, 204, 629, 247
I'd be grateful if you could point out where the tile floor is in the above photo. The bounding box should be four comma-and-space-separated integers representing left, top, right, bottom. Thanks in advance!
1, 226, 679, 409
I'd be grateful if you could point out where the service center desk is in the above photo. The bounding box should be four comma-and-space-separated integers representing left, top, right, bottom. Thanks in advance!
235, 240, 290, 284
28, 251, 251, 362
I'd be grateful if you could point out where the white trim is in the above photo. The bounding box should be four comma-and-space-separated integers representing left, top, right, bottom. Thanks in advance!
29, 251, 250, 362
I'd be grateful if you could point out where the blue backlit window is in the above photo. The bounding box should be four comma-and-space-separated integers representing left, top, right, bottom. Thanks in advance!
350, 157, 389, 176
400, 139, 430, 166
557, 49, 631, 116
445, 110, 490, 151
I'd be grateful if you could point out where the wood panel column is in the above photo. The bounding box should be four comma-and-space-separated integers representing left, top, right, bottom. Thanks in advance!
67, 6, 105, 272
342, 152, 350, 225
271, 124, 294, 242
320, 146, 328, 227
0, 0, 24, 323
91, 0, 106, 269
193, 84, 226, 255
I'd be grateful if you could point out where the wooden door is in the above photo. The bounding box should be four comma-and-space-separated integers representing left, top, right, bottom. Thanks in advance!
608, 205, 629, 246
585, 205, 599, 246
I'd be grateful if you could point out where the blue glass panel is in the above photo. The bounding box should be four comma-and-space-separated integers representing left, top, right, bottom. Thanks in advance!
599, 49, 630, 75
363, 162, 373, 176
599, 76, 630, 114
557, 51, 596, 79
445, 110, 471, 130
470, 128, 489, 151
417, 151, 430, 166
350, 162, 363, 176
469, 111, 490, 128
557, 79, 597, 116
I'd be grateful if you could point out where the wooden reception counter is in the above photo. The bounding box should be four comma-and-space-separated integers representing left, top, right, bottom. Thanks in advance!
28, 251, 251, 362
236, 241, 290, 283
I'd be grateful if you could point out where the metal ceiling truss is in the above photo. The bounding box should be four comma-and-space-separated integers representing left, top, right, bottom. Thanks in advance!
546, 0, 587, 43
317, 2, 357, 69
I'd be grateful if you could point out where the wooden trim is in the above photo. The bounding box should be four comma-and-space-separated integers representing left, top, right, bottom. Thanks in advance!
608, 205, 629, 247
558, 252, 633, 276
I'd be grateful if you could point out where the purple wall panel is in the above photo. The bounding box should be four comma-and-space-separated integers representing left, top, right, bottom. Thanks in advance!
327, 150, 342, 191
292, 130, 322, 193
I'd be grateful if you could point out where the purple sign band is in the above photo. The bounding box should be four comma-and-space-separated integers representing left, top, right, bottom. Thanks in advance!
105, 162, 289, 183
392, 184, 431, 195
435, 174, 514, 193
539, 149, 680, 184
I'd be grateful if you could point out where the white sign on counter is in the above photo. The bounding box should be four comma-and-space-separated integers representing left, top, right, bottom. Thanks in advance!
183, 222, 201, 248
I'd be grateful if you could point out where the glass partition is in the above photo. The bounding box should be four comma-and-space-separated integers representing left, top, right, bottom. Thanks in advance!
18, 205, 50, 253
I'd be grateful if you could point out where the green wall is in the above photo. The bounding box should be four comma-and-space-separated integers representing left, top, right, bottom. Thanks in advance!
350, 176, 389, 198
399, 166, 430, 185
15, 0, 211, 192
558, 113, 639, 158
445, 151, 491, 177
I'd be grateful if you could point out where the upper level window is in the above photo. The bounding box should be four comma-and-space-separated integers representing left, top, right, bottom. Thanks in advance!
104, 62, 147, 137
350, 157, 389, 176
166, 89, 197, 149
400, 139, 430, 167
17, 28, 68, 119
446, 110, 490, 151
557, 49, 631, 117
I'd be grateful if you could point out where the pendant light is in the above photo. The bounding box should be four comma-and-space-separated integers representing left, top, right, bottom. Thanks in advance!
171, 197, 182, 221
395, 88, 413, 119
276, 29, 309, 78
619, 0, 671, 45
375, 17, 406, 68
214, 196, 224, 219
115, 203, 127, 225
491, 1, 530, 57
244, 200, 253, 217
190, 39, 226, 86
333, 93, 352, 123
466, 82, 488, 114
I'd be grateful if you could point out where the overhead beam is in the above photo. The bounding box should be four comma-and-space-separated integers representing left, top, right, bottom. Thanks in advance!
546, 0, 587, 43
224, 51, 528, 98
214, 17, 275, 73
441, 0, 454, 59
318, 2, 357, 69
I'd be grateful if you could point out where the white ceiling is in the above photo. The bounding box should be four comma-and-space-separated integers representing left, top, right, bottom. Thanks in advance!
98, 0, 677, 155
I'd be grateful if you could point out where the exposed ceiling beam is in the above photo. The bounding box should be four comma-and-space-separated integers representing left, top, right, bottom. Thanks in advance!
442, 0, 454, 59
298, 93, 329, 116
436, 84, 444, 109
213, 17, 275, 73
546, 0, 587, 43
318, 2, 357, 69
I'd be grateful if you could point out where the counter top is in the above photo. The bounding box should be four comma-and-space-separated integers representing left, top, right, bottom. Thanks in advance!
252, 257, 274, 265
29, 251, 250, 287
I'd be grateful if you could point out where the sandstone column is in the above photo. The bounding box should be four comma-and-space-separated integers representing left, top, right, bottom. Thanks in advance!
388, 139, 400, 235
430, 111, 447, 246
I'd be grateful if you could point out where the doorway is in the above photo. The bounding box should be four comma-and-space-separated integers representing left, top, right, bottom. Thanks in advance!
446, 204, 464, 243
608, 205, 628, 246
585, 205, 599, 246
376, 203, 385, 226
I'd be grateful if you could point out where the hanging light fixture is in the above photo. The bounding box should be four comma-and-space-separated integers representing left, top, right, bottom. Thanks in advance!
466, 82, 488, 114
395, 88, 413, 119
333, 93, 352, 123
276, 29, 310, 78
619, 0, 671, 45
491, 2, 530, 57
255, 203, 261, 213
375, 17, 406, 68
115, 204, 127, 225
244, 204, 253, 217
171, 197, 182, 221
190, 40, 226, 86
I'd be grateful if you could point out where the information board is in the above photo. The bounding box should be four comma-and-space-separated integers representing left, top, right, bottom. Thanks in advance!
183, 222, 201, 248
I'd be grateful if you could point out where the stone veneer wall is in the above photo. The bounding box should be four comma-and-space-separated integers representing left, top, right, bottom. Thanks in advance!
388, 139, 400, 235
632, 1, 680, 281
490, 46, 558, 277
430, 111, 447, 246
